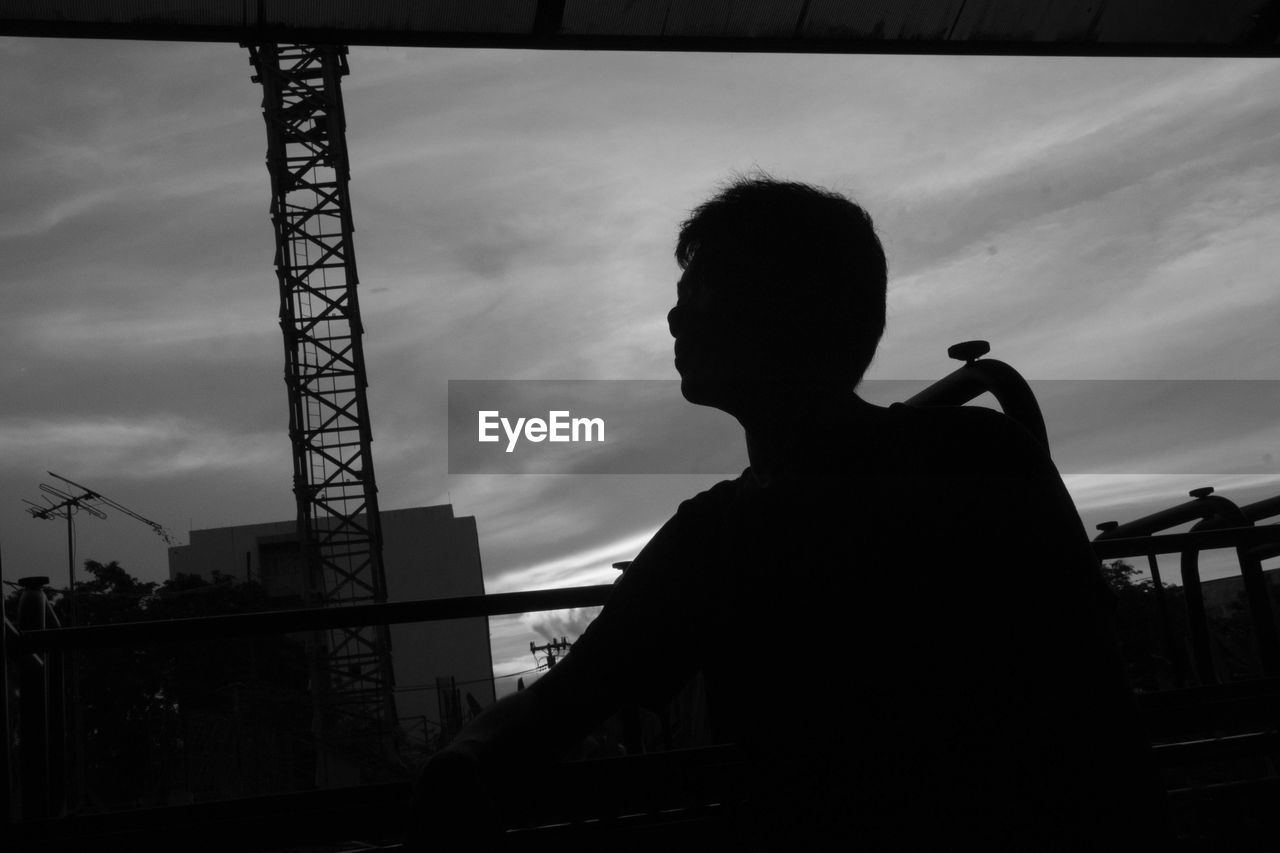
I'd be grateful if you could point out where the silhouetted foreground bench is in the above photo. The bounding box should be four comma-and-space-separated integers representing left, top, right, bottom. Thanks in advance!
494, 743, 748, 849
1141, 677, 1280, 852
8, 567, 1276, 851
12, 714, 1277, 852
8, 745, 743, 852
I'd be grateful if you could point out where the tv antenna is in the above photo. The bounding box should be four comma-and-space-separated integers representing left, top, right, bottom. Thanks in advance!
23, 471, 175, 625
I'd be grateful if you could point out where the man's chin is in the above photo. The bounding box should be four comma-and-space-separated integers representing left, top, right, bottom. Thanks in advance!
678, 376, 715, 406
678, 376, 736, 411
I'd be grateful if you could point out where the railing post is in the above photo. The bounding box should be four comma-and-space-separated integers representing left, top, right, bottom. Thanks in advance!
17, 576, 50, 820
1180, 490, 1279, 682
1094, 489, 1279, 686
1, 622, 10, 822
905, 341, 1051, 450
45, 602, 67, 817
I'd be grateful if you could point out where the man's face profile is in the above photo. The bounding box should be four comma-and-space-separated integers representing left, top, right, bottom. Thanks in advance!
668, 244, 794, 412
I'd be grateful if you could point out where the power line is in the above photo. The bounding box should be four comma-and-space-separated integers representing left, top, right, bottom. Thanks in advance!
393, 667, 541, 693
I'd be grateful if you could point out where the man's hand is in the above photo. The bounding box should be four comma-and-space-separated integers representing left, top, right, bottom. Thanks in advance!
401, 678, 606, 847
403, 746, 504, 848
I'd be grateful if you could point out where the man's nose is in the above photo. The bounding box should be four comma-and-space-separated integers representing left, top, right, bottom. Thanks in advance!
667, 304, 683, 339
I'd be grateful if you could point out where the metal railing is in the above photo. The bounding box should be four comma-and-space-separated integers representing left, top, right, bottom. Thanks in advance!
7, 527, 1278, 849
9, 520, 1280, 807
1096, 493, 1280, 685
4, 582, 612, 824
10, 586, 613, 657
906, 340, 1050, 449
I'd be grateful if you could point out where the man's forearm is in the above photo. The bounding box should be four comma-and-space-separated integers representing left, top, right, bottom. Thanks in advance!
443, 685, 561, 770
407, 688, 559, 843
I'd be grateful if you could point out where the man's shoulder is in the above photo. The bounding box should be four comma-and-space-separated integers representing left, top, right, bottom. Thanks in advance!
888, 400, 1032, 438
675, 474, 749, 516
885, 402, 1047, 472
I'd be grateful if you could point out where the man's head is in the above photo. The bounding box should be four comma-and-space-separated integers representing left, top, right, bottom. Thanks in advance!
667, 176, 887, 414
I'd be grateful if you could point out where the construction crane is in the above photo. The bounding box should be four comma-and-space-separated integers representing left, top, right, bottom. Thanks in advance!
244, 43, 397, 782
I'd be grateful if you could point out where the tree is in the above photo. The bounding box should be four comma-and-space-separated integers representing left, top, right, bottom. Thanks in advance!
1101, 559, 1277, 690
1101, 559, 1192, 692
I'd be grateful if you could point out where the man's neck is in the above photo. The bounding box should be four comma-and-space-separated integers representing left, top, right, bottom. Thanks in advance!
740, 392, 883, 485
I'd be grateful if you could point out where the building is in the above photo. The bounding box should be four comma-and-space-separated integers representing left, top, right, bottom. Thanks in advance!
168, 504, 496, 763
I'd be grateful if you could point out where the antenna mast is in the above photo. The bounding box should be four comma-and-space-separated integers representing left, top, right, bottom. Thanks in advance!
23, 471, 174, 623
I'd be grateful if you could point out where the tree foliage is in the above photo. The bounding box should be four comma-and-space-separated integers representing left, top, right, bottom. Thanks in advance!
1100, 560, 1191, 692
1101, 559, 1275, 690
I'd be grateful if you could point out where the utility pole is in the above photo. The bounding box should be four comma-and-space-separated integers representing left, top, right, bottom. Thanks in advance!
530, 637, 572, 670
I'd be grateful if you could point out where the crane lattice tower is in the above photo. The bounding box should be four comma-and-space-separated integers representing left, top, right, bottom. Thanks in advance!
246, 43, 396, 778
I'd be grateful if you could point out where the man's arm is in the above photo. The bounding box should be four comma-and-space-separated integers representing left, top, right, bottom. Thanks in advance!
402, 644, 616, 846
438, 640, 627, 769
403, 485, 722, 846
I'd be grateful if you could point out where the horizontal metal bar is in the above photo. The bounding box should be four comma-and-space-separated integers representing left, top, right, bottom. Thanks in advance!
1091, 525, 1280, 559
1135, 676, 1280, 711
12, 525, 1277, 654
1151, 730, 1280, 765
3, 21, 1279, 59
9, 779, 411, 850
13, 585, 614, 654
1165, 775, 1280, 800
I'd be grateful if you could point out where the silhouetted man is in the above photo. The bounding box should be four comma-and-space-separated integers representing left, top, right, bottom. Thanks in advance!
405, 177, 1163, 849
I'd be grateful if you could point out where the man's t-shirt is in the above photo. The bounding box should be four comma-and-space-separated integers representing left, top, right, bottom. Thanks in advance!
557, 402, 1162, 847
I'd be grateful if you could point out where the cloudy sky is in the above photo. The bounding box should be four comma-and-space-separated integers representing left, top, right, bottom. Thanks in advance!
2, 38, 1279, 686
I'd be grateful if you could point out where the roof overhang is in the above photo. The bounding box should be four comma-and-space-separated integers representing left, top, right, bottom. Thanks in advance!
3, 0, 1279, 56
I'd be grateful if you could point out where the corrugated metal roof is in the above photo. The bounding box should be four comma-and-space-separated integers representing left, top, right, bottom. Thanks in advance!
1, 0, 1277, 54
561, 0, 671, 38
2, 0, 248, 28
661, 0, 808, 39
799, 0, 962, 42
948, 0, 1269, 45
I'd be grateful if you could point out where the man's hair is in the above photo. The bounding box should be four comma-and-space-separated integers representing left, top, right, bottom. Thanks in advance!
675, 175, 888, 386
